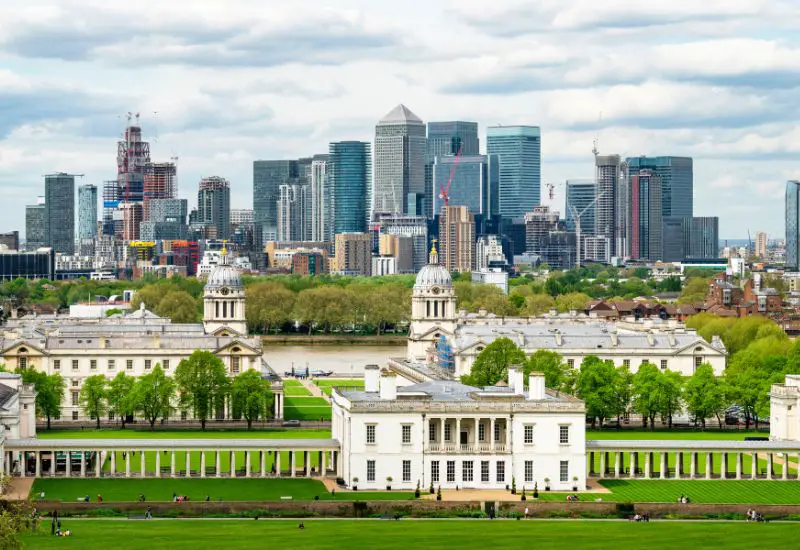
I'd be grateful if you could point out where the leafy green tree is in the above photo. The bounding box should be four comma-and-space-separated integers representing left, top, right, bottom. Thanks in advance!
521, 294, 555, 316
230, 370, 274, 429
678, 277, 709, 304
292, 286, 348, 333
131, 285, 166, 311
17, 370, 66, 430
133, 364, 176, 430
107, 372, 136, 428
632, 362, 661, 430
684, 363, 726, 428
613, 366, 634, 425
80, 375, 108, 429
246, 282, 296, 334
576, 356, 619, 429
175, 351, 229, 430
656, 370, 684, 428
155, 290, 199, 323
525, 350, 568, 392
461, 337, 526, 387
554, 292, 591, 313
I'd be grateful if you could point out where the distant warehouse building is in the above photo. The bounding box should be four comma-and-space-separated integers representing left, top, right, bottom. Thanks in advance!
0, 248, 56, 281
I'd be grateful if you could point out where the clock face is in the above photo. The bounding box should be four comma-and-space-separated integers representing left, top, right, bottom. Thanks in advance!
220, 287, 230, 296
431, 286, 441, 295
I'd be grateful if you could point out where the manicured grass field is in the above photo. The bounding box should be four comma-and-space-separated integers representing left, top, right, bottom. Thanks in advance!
314, 379, 364, 396
30, 478, 413, 503
592, 479, 800, 504
282, 379, 313, 397
38, 428, 332, 439
284, 396, 332, 421
22, 519, 796, 550
587, 429, 767, 440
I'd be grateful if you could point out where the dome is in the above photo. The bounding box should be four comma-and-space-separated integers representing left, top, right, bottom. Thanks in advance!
205, 264, 242, 290
414, 263, 452, 289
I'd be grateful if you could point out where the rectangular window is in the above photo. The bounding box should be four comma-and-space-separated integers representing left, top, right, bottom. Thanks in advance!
446, 460, 456, 483
478, 423, 485, 442
108, 359, 115, 370
431, 461, 440, 483
163, 359, 170, 370
494, 422, 500, 442
496, 461, 505, 483
71, 392, 78, 406
126, 359, 133, 370
560, 461, 569, 483
567, 359, 575, 368
524, 425, 534, 445
560, 425, 570, 445
232, 356, 240, 374
19, 357, 27, 370
90, 359, 97, 370
367, 460, 375, 482
71, 379, 79, 387
72, 359, 79, 371
444, 422, 451, 442
366, 424, 376, 445
623, 359, 630, 367
72, 410, 79, 420
402, 460, 411, 482
54, 359, 60, 370
402, 425, 412, 445
145, 360, 152, 370
462, 461, 473, 482
660, 359, 668, 370
694, 356, 702, 369
481, 461, 490, 483
525, 460, 534, 483
429, 422, 436, 442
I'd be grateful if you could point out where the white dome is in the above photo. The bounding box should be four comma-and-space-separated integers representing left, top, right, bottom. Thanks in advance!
205, 264, 242, 290
414, 264, 452, 288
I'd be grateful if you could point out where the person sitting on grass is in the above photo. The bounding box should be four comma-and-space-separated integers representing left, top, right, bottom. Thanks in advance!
298, 522, 305, 530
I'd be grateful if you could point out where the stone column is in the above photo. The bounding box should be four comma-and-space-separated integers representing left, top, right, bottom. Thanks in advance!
782, 454, 789, 480
80, 451, 86, 478
185, 451, 191, 478
690, 452, 696, 479
735, 453, 742, 480
171, 452, 176, 478
230, 451, 236, 477
260, 451, 266, 478
589, 452, 595, 476
490, 418, 496, 452
321, 451, 327, 477
751, 452, 758, 479
721, 453, 728, 479
111, 452, 116, 476
305, 452, 311, 477
125, 451, 131, 478
705, 453, 712, 480
456, 418, 462, 451
675, 453, 681, 479
140, 451, 146, 478
35, 452, 41, 478
660, 453, 667, 480
629, 453, 636, 478
599, 452, 606, 479
246, 451, 252, 478
216, 452, 221, 478
767, 454, 774, 480
201, 452, 207, 478
614, 452, 621, 478
155, 450, 161, 478
644, 453, 651, 479
96, 452, 102, 478
505, 417, 511, 452
275, 451, 281, 477
290, 451, 296, 478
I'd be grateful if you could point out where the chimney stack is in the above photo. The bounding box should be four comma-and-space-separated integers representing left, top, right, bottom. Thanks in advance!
379, 370, 397, 400
509, 365, 524, 395
364, 364, 380, 393
528, 372, 545, 400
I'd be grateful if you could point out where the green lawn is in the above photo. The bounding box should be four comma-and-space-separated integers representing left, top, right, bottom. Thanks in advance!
284, 396, 332, 421
38, 429, 331, 439
594, 480, 800, 504
30, 478, 413, 503
282, 379, 313, 397
588, 429, 767, 440
22, 519, 797, 550
314, 379, 364, 396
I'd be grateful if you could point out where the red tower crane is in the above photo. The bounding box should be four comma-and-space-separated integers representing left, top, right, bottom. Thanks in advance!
438, 146, 463, 208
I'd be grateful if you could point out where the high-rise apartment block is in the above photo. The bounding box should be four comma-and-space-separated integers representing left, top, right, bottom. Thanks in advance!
376, 213, 428, 272
329, 141, 372, 235
25, 199, 46, 250
755, 231, 768, 258
277, 183, 309, 242
662, 217, 719, 262
117, 118, 151, 205
309, 154, 329, 242
486, 125, 541, 219
594, 155, 622, 257
379, 233, 415, 274
565, 180, 597, 235
44, 173, 76, 254
333, 233, 372, 276
253, 160, 299, 241
78, 184, 98, 241
140, 198, 188, 241
439, 205, 475, 273
431, 155, 499, 217
373, 105, 426, 217
626, 156, 693, 218
787, 181, 800, 270
627, 169, 663, 261
197, 176, 231, 240
143, 161, 177, 220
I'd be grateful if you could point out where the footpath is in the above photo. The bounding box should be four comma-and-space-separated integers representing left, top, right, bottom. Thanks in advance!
298, 378, 331, 403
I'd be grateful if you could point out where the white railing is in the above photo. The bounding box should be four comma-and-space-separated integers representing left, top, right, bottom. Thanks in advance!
426, 443, 508, 454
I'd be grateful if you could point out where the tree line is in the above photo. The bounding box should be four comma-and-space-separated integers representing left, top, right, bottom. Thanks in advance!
464, 312, 797, 430
14, 351, 274, 430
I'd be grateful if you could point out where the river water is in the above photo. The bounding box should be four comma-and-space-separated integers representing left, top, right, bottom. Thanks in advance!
262, 344, 406, 377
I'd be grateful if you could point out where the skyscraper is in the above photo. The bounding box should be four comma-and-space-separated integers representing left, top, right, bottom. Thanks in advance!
329, 141, 372, 234
143, 161, 177, 220
197, 176, 231, 240
431, 155, 499, 217
140, 198, 189, 241
78, 184, 98, 241
44, 173, 75, 254
755, 231, 768, 258
117, 117, 151, 205
625, 156, 693, 218
787, 181, 800, 270
565, 180, 597, 235
594, 155, 622, 257
373, 104, 426, 217
253, 160, 299, 241
309, 154, 329, 242
426, 121, 480, 218
486, 125, 541, 219
662, 217, 719, 261
25, 200, 46, 250
627, 169, 663, 261
439, 205, 475, 273
277, 183, 309, 242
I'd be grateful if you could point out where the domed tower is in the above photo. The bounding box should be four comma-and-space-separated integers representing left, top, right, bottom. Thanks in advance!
408, 242, 458, 362
203, 247, 247, 336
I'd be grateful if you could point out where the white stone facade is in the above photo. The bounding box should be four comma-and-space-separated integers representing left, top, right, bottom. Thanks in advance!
332, 367, 586, 491
771, 375, 800, 441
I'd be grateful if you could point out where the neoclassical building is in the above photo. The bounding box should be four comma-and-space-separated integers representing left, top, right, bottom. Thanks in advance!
0, 253, 284, 421
407, 251, 727, 377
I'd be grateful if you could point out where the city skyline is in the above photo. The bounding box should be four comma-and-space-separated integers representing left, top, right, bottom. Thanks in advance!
2, 1, 798, 238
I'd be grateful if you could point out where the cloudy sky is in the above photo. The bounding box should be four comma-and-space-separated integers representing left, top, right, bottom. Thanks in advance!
1, 0, 798, 240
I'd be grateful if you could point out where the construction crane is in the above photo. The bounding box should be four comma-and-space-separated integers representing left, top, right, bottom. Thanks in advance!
546, 183, 556, 201
438, 146, 463, 208
569, 188, 608, 269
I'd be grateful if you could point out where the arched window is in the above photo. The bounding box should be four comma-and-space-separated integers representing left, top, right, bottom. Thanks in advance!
232, 347, 241, 353
18, 347, 28, 353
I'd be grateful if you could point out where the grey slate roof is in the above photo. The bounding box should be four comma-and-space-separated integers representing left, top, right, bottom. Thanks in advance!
0, 384, 17, 410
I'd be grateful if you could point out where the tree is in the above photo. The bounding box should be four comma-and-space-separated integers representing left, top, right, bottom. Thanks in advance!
613, 366, 634, 425
0, 501, 37, 550
656, 370, 683, 428
230, 370, 274, 429
576, 356, 619, 429
174, 351, 229, 430
554, 292, 591, 313
521, 294, 555, 316
525, 350, 568, 392
80, 375, 108, 429
684, 363, 726, 428
292, 286, 348, 334
17, 370, 65, 430
632, 362, 661, 429
131, 285, 166, 311
246, 282, 296, 334
461, 337, 526, 387
155, 290, 199, 323
133, 364, 176, 430
107, 372, 136, 428
678, 277, 709, 304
